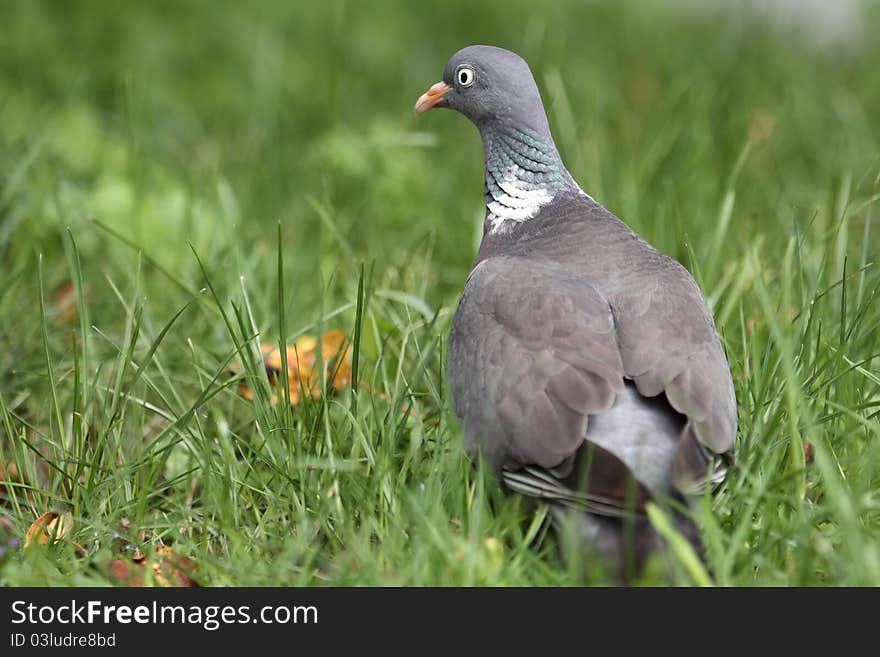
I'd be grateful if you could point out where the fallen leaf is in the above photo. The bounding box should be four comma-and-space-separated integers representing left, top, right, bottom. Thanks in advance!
24, 511, 74, 547
231, 330, 433, 421
233, 329, 352, 405
320, 330, 353, 392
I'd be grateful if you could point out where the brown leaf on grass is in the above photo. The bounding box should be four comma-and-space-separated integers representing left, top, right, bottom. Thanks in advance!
103, 545, 198, 587
24, 511, 73, 547
231, 330, 433, 421
22, 511, 87, 554
804, 439, 814, 464
234, 329, 352, 404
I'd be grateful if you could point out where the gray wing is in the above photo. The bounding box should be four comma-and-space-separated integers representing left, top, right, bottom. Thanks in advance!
449, 257, 626, 469
449, 255, 735, 509
609, 256, 737, 491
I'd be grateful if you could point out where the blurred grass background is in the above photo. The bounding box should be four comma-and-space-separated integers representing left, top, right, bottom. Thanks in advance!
1, 0, 879, 585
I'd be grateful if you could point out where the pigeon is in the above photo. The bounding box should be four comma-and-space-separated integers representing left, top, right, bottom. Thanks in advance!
415, 45, 736, 575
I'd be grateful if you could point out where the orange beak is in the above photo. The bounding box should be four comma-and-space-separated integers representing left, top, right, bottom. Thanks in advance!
414, 81, 451, 114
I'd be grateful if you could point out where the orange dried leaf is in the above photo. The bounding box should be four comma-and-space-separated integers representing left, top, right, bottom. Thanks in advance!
293, 334, 317, 354
231, 329, 353, 405
238, 382, 255, 400
322, 330, 352, 392
261, 342, 285, 372
24, 511, 73, 548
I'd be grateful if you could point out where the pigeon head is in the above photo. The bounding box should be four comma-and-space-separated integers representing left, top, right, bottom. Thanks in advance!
415, 45, 552, 139
416, 46, 575, 235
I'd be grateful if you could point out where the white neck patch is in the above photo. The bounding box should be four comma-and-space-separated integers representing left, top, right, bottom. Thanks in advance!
485, 165, 555, 234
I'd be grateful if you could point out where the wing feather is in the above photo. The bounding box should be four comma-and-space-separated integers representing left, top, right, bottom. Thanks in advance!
449, 254, 736, 507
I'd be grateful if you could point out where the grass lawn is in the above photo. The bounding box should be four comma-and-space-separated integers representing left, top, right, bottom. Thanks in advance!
1, 0, 879, 586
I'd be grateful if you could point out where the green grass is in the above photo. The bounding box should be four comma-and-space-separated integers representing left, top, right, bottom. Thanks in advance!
1, 0, 879, 585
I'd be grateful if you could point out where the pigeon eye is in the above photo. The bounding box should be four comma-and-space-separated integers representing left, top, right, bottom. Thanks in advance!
457, 67, 475, 87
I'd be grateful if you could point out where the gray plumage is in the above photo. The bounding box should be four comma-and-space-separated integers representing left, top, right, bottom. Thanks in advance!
416, 45, 736, 571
